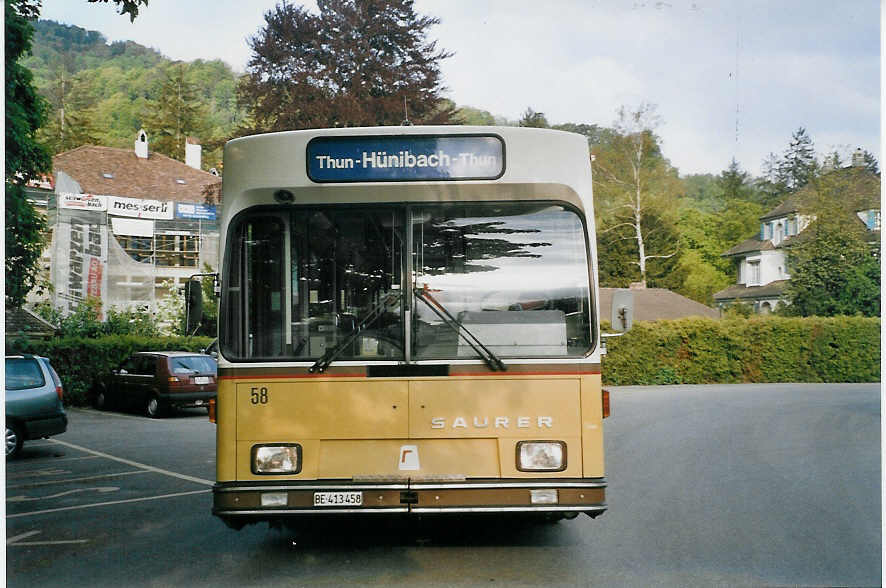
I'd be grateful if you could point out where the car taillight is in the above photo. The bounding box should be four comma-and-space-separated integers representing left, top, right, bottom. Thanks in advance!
56, 385, 64, 401
168, 376, 183, 386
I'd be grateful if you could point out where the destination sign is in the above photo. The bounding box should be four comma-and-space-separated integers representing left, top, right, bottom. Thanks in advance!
307, 135, 504, 182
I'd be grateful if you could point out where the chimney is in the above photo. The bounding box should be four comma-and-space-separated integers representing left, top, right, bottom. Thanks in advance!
135, 129, 148, 159
851, 147, 865, 167
185, 136, 202, 170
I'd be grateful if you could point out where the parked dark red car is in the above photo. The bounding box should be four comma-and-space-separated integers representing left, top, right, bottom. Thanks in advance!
95, 352, 217, 418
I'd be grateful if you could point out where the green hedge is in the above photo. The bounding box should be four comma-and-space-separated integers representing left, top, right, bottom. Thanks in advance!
6, 317, 879, 405
6, 335, 213, 406
603, 316, 880, 385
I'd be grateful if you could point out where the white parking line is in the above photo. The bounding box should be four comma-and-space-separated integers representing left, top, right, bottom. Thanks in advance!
12, 539, 90, 546
6, 468, 70, 480
8, 487, 119, 502
6, 489, 212, 518
6, 530, 41, 544
8, 455, 101, 465
48, 439, 214, 486
6, 470, 150, 489
7, 530, 89, 546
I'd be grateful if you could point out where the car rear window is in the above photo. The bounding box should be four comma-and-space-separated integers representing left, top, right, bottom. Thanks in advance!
5, 358, 46, 390
169, 356, 217, 375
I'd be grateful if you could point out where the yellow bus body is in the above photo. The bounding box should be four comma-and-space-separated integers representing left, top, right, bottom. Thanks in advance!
212, 127, 606, 528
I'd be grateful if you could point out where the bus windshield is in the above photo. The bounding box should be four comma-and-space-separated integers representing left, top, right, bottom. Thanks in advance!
222, 202, 592, 362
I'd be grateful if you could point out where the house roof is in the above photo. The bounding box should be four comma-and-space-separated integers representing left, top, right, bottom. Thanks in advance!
722, 237, 777, 257
599, 288, 719, 322
793, 166, 880, 211
759, 198, 799, 221
53, 145, 221, 202
5, 306, 56, 339
712, 280, 789, 302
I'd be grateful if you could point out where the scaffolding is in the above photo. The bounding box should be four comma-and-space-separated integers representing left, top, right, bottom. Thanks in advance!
47, 193, 219, 318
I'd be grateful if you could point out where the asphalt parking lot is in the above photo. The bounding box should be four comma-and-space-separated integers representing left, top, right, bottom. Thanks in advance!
5, 384, 881, 587
5, 408, 215, 565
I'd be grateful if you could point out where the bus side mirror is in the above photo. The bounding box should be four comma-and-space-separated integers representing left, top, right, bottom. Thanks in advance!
610, 289, 634, 332
185, 279, 203, 335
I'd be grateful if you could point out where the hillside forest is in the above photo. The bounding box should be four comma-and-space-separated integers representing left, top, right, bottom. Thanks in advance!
22, 18, 881, 313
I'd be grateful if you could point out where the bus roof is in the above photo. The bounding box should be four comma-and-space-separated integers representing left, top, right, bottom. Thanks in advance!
221, 126, 593, 221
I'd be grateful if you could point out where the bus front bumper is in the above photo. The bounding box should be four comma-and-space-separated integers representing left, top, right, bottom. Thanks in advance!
213, 478, 606, 527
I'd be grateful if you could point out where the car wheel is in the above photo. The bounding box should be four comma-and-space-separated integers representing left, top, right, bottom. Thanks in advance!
6, 422, 24, 458
146, 394, 164, 418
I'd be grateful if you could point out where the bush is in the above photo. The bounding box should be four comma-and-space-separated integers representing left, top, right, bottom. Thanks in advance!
603, 316, 879, 385
32, 297, 163, 338
5, 334, 213, 406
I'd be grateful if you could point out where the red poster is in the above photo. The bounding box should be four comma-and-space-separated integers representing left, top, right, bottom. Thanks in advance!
87, 257, 103, 298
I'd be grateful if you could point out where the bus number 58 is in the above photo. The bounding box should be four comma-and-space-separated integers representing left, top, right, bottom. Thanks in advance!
250, 387, 269, 405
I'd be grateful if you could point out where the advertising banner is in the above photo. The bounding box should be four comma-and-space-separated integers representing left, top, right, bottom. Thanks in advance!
107, 195, 174, 219
54, 220, 108, 316
307, 134, 505, 182
58, 192, 107, 211
175, 202, 217, 220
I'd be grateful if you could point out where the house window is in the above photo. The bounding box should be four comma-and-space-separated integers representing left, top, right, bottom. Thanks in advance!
748, 260, 761, 286
857, 209, 881, 231
775, 222, 784, 243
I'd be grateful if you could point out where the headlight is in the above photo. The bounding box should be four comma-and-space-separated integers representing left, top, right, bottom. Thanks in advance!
252, 444, 302, 475
516, 441, 566, 472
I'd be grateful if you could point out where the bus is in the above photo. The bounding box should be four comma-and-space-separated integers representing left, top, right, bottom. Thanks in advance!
208, 126, 611, 529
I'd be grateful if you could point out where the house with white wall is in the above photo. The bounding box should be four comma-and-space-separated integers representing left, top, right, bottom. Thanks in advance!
713, 149, 880, 314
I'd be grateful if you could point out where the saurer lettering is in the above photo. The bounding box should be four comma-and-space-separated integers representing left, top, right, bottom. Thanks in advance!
430, 416, 553, 429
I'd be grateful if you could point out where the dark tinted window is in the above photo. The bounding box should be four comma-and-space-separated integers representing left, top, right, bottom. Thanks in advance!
136, 356, 157, 375
5, 358, 45, 390
120, 357, 139, 374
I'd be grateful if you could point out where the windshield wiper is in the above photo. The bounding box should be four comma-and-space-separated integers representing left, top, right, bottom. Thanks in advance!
309, 290, 402, 374
413, 285, 506, 372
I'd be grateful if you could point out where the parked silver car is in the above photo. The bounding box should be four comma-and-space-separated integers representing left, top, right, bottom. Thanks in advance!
5, 355, 68, 458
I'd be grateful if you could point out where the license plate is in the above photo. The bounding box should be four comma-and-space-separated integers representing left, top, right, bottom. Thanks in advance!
313, 491, 363, 507
195, 376, 210, 385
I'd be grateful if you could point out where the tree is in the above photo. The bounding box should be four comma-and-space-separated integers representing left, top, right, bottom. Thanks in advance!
783, 222, 879, 317
782, 169, 880, 317
6, 0, 148, 307
238, 0, 457, 132
718, 158, 758, 203
777, 127, 816, 191
592, 103, 682, 288
86, 0, 148, 22
861, 149, 879, 175
518, 107, 548, 128
551, 123, 614, 149
142, 63, 209, 161
672, 198, 763, 304
455, 104, 496, 125
36, 63, 104, 153
6, 0, 52, 307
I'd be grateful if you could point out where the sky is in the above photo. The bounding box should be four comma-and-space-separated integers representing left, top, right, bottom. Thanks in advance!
38, 0, 881, 177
